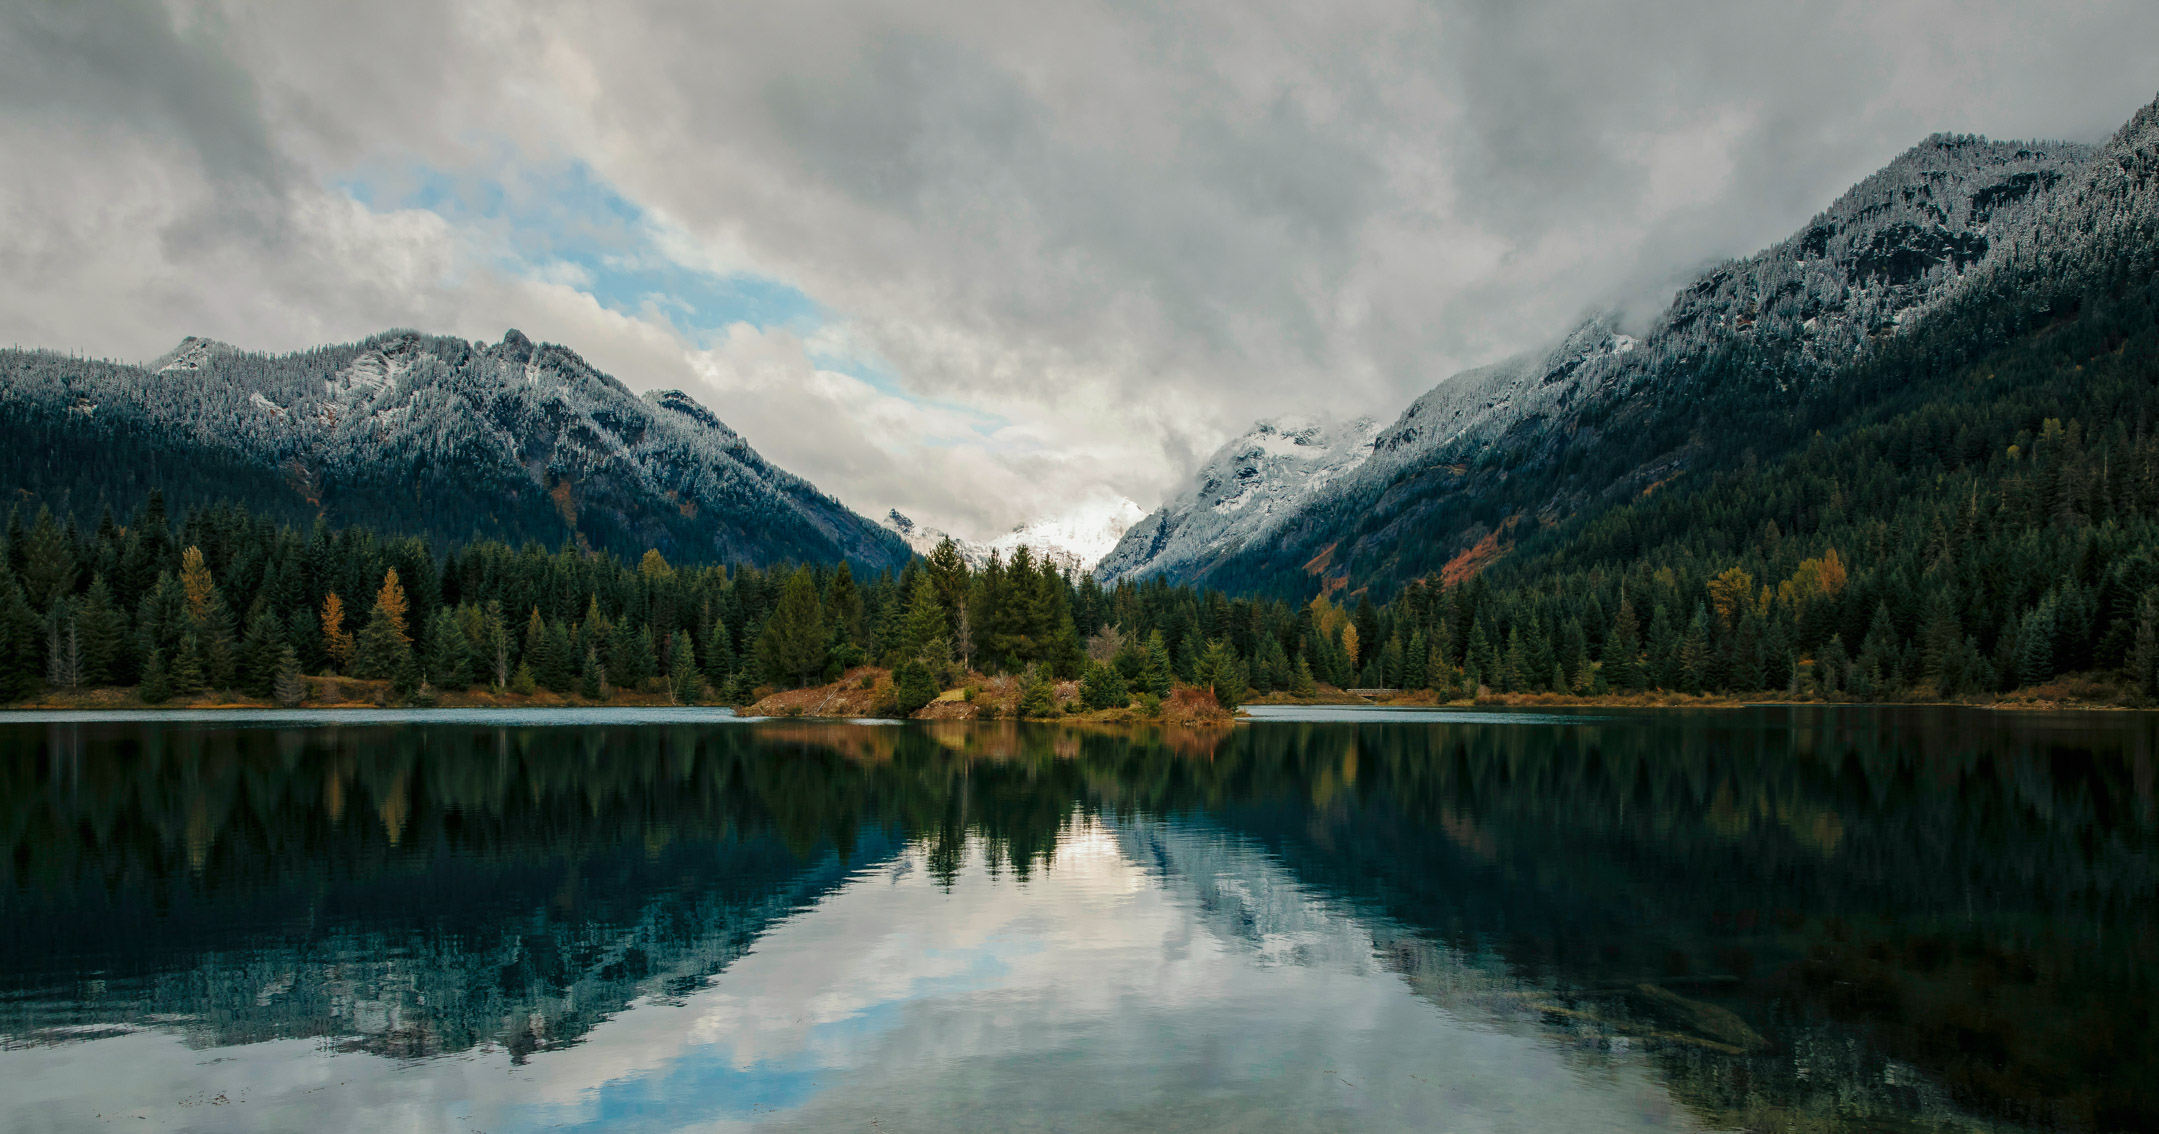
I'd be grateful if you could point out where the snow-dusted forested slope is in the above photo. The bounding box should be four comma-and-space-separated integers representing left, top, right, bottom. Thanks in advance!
1101, 124, 2110, 589
0, 329, 910, 568
1095, 416, 1380, 583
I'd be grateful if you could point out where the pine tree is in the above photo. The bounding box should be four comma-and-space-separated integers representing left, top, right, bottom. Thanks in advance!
483, 602, 512, 688
1081, 661, 1130, 710
21, 507, 76, 611
75, 576, 127, 686
580, 643, 609, 700
424, 607, 471, 689
0, 580, 41, 701
1292, 656, 1318, 697
892, 659, 939, 716
669, 632, 701, 704
238, 604, 285, 697
272, 645, 306, 708
1139, 630, 1174, 697
1017, 666, 1057, 718
542, 620, 576, 692
1677, 605, 1713, 695
703, 615, 737, 689
1463, 618, 1495, 688
320, 593, 355, 673
171, 633, 206, 697
46, 617, 81, 690
138, 647, 172, 705
2018, 596, 2057, 688
2129, 589, 2159, 698
355, 598, 412, 680
757, 567, 828, 687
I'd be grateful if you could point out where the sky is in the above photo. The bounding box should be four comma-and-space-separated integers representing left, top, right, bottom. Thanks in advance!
1, 1, 2155, 542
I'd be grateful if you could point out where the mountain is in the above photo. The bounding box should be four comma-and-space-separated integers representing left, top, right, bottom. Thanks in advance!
1095, 415, 1380, 583
0, 329, 911, 570
1103, 116, 2124, 594
887, 496, 1148, 574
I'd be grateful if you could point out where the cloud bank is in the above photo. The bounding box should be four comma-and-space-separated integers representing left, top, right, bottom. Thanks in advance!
2, 0, 2154, 538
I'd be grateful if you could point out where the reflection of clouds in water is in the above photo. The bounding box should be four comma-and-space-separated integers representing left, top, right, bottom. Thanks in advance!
0, 815, 1705, 1133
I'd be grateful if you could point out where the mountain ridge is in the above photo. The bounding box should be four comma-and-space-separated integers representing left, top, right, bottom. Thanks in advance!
1101, 118, 2124, 593
0, 328, 911, 570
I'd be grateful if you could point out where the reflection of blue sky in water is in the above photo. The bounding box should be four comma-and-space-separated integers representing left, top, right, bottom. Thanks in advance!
0, 816, 1707, 1133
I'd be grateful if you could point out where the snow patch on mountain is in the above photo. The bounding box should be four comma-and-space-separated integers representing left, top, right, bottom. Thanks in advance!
886, 495, 1148, 573
1094, 415, 1380, 583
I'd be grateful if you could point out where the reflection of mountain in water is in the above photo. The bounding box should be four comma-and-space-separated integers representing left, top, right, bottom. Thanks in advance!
0, 722, 1079, 1060
2, 710, 2155, 1129
1102, 710, 2159, 1131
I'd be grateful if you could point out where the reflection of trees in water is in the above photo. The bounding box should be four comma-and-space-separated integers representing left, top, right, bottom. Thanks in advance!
0, 722, 1092, 1059
1079, 709, 2159, 1132
1, 710, 2153, 1127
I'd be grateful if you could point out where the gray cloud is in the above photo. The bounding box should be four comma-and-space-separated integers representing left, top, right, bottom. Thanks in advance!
1, 0, 2155, 536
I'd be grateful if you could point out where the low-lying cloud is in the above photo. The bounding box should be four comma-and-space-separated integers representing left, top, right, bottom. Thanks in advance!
2, 0, 2154, 538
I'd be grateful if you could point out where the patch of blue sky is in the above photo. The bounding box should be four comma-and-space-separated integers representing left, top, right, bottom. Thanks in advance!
338, 150, 1017, 447
337, 155, 819, 344
498, 940, 1023, 1132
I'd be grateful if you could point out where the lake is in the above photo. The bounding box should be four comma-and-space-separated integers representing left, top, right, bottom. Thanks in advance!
0, 705, 2152, 1132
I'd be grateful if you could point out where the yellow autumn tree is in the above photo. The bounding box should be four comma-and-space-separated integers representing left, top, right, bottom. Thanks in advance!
1777, 548, 1849, 608
639, 549, 672, 579
179, 546, 216, 624
1706, 567, 1754, 630
320, 593, 355, 672
374, 568, 411, 643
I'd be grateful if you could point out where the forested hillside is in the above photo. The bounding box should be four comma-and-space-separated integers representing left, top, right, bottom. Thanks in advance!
1117, 94, 2157, 603
0, 329, 909, 571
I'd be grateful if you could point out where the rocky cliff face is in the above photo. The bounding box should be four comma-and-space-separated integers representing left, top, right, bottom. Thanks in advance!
0, 328, 911, 569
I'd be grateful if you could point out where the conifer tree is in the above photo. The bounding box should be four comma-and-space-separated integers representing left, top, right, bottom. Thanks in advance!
757, 567, 828, 687
580, 643, 609, 700
239, 604, 285, 697
272, 645, 306, 708
138, 647, 172, 704
1139, 630, 1174, 697
21, 507, 75, 611
482, 602, 512, 688
1678, 605, 1712, 694
669, 632, 701, 704
77, 576, 126, 686
0, 580, 41, 701
703, 615, 736, 689
1081, 661, 1130, 710
892, 659, 939, 716
171, 633, 206, 697
2130, 590, 2159, 697
542, 620, 576, 692
355, 584, 414, 680
46, 617, 81, 690
1017, 665, 1057, 718
320, 593, 355, 674
1292, 655, 1318, 696
424, 608, 471, 689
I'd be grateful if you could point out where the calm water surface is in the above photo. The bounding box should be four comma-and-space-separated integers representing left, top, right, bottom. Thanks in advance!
0, 706, 2153, 1132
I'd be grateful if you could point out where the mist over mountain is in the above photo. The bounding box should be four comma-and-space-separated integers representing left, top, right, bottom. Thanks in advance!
1102, 106, 2141, 594
0, 329, 910, 570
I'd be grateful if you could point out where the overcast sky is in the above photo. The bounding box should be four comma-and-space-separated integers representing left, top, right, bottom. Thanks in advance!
2, 1, 2154, 540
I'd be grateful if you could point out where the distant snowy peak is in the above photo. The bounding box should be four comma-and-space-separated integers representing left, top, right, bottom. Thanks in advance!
883, 510, 989, 563
0, 327, 909, 568
149, 336, 241, 373
885, 497, 1147, 574
1094, 414, 1379, 583
988, 496, 1148, 573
